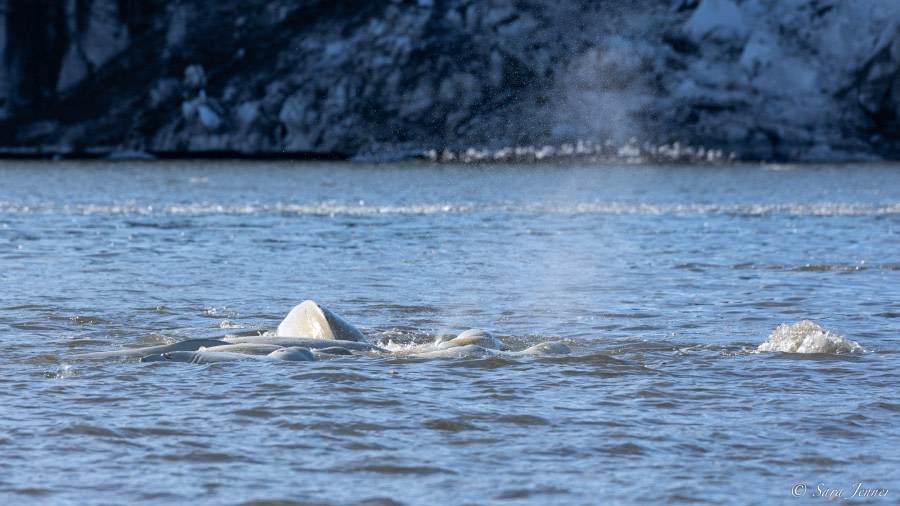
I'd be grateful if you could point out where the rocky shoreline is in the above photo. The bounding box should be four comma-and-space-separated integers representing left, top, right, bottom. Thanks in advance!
1, 0, 898, 162
0, 138, 736, 165
0, 137, 735, 165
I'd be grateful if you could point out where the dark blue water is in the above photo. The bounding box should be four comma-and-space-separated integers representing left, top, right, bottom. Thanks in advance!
1, 160, 898, 504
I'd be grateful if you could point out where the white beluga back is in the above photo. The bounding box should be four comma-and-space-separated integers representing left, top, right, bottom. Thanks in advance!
520, 342, 572, 355
198, 343, 282, 355
436, 329, 509, 351
277, 300, 368, 343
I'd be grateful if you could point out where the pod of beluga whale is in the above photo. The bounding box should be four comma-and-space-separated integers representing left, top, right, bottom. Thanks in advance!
70, 300, 574, 364
69, 300, 864, 364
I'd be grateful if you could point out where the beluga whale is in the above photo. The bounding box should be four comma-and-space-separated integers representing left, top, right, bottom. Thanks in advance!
277, 300, 369, 342
436, 329, 510, 351
220, 300, 385, 353
141, 346, 315, 364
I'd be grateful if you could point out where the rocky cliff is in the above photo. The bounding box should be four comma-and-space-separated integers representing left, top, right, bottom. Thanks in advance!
0, 0, 898, 161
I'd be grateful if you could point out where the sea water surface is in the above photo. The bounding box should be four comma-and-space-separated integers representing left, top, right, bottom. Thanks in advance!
0, 160, 898, 504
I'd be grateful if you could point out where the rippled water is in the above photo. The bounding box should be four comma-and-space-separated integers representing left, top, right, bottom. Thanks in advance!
1, 160, 898, 504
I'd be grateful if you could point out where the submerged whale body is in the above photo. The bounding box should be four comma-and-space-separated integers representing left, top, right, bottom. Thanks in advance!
413, 341, 573, 359
141, 346, 315, 364
520, 342, 572, 355
222, 336, 386, 353
316, 347, 354, 356
265, 347, 316, 361
277, 300, 368, 343
71, 339, 228, 360
198, 343, 283, 355
437, 329, 510, 351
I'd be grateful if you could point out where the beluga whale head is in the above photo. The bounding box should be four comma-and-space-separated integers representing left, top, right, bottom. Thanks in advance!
267, 346, 315, 361
276, 300, 369, 343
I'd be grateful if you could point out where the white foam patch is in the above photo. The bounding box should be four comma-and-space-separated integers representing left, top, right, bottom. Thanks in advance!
52, 363, 76, 379
379, 339, 434, 355
757, 320, 863, 354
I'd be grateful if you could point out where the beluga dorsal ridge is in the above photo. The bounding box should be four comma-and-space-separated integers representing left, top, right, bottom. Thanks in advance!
276, 300, 369, 343
437, 329, 509, 351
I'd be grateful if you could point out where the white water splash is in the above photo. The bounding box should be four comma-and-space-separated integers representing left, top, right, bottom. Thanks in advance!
757, 320, 863, 354
52, 363, 76, 379
219, 320, 245, 329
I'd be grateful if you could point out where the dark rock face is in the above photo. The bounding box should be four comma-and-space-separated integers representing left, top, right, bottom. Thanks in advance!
0, 0, 898, 160
2, 0, 68, 110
